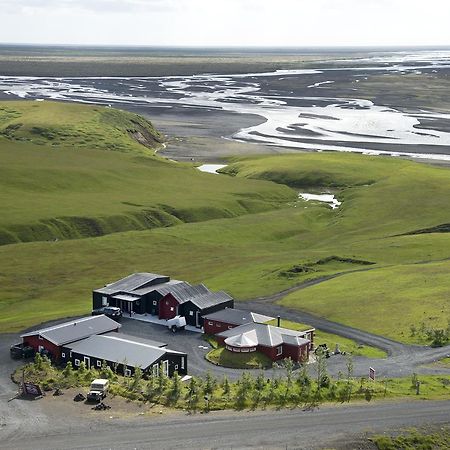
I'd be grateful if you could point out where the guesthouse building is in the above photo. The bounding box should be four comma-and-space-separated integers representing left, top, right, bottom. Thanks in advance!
216, 323, 312, 363
203, 308, 274, 335
158, 284, 234, 327
92, 272, 189, 315
62, 332, 187, 377
20, 315, 121, 362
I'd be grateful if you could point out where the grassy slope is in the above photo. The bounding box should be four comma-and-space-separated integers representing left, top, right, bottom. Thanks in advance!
1, 168, 449, 335
281, 261, 450, 344
0, 101, 294, 245
1, 124, 449, 341
221, 153, 450, 343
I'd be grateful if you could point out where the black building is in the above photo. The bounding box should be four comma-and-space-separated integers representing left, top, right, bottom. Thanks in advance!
92, 272, 188, 315
181, 292, 234, 327
62, 332, 187, 377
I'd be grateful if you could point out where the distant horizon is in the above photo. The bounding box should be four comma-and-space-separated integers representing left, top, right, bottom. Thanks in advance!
1, 43, 450, 52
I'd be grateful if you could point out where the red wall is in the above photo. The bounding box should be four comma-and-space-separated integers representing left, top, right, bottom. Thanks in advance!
283, 343, 309, 362
216, 336, 309, 363
204, 319, 237, 335
159, 294, 179, 320
216, 336, 226, 346
23, 335, 62, 361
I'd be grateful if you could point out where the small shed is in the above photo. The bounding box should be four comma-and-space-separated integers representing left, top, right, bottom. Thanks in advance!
62, 332, 187, 377
20, 315, 121, 361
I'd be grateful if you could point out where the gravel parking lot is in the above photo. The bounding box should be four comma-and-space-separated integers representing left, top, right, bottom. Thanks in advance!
118, 317, 246, 379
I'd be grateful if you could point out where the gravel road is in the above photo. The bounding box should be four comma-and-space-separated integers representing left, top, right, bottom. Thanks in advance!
1, 400, 449, 450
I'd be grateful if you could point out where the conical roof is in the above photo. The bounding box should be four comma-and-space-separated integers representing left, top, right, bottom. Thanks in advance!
224, 330, 258, 348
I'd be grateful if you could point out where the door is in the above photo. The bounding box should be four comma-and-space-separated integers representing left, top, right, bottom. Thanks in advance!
83, 356, 90, 369
162, 360, 169, 376
195, 311, 201, 328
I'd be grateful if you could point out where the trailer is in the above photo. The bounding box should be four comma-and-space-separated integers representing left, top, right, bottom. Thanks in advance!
167, 315, 186, 332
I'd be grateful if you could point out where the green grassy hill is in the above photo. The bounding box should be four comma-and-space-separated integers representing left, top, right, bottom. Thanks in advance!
0, 100, 163, 153
0, 101, 294, 245
1, 104, 449, 342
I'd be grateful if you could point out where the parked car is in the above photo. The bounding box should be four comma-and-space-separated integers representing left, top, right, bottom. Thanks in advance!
86, 379, 109, 403
91, 306, 122, 321
10, 343, 35, 359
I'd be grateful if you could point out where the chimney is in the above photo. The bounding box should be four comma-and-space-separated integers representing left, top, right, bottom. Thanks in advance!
277, 315, 281, 327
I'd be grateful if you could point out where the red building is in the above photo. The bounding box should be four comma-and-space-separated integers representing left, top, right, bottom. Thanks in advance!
216, 323, 313, 363
20, 315, 121, 362
203, 308, 274, 335
158, 284, 234, 327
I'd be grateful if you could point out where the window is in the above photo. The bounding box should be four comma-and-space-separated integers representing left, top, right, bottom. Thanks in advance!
96, 360, 102, 368
166, 301, 169, 305
74, 359, 80, 367
61, 352, 66, 358
174, 365, 178, 371
181, 357, 185, 370
153, 301, 157, 306
189, 311, 194, 316
228, 326, 233, 330
152, 364, 159, 376
124, 368, 132, 377
276, 346, 283, 356
208, 321, 213, 325
170, 307, 174, 311
38, 335, 43, 341
102, 296, 108, 306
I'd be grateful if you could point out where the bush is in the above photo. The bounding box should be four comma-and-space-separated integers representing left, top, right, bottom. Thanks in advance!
426, 328, 449, 347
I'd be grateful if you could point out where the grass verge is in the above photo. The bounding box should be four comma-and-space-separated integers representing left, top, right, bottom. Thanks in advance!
372, 426, 450, 450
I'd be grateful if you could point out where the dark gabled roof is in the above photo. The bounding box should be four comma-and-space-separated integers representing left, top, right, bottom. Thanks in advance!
203, 308, 273, 325
133, 280, 190, 296
64, 334, 185, 369
217, 323, 310, 348
187, 291, 233, 310
161, 284, 233, 311
21, 315, 121, 346
162, 284, 210, 303
103, 332, 167, 348
95, 273, 170, 295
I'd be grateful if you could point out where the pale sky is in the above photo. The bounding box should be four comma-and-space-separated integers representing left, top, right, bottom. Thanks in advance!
1, 0, 450, 47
